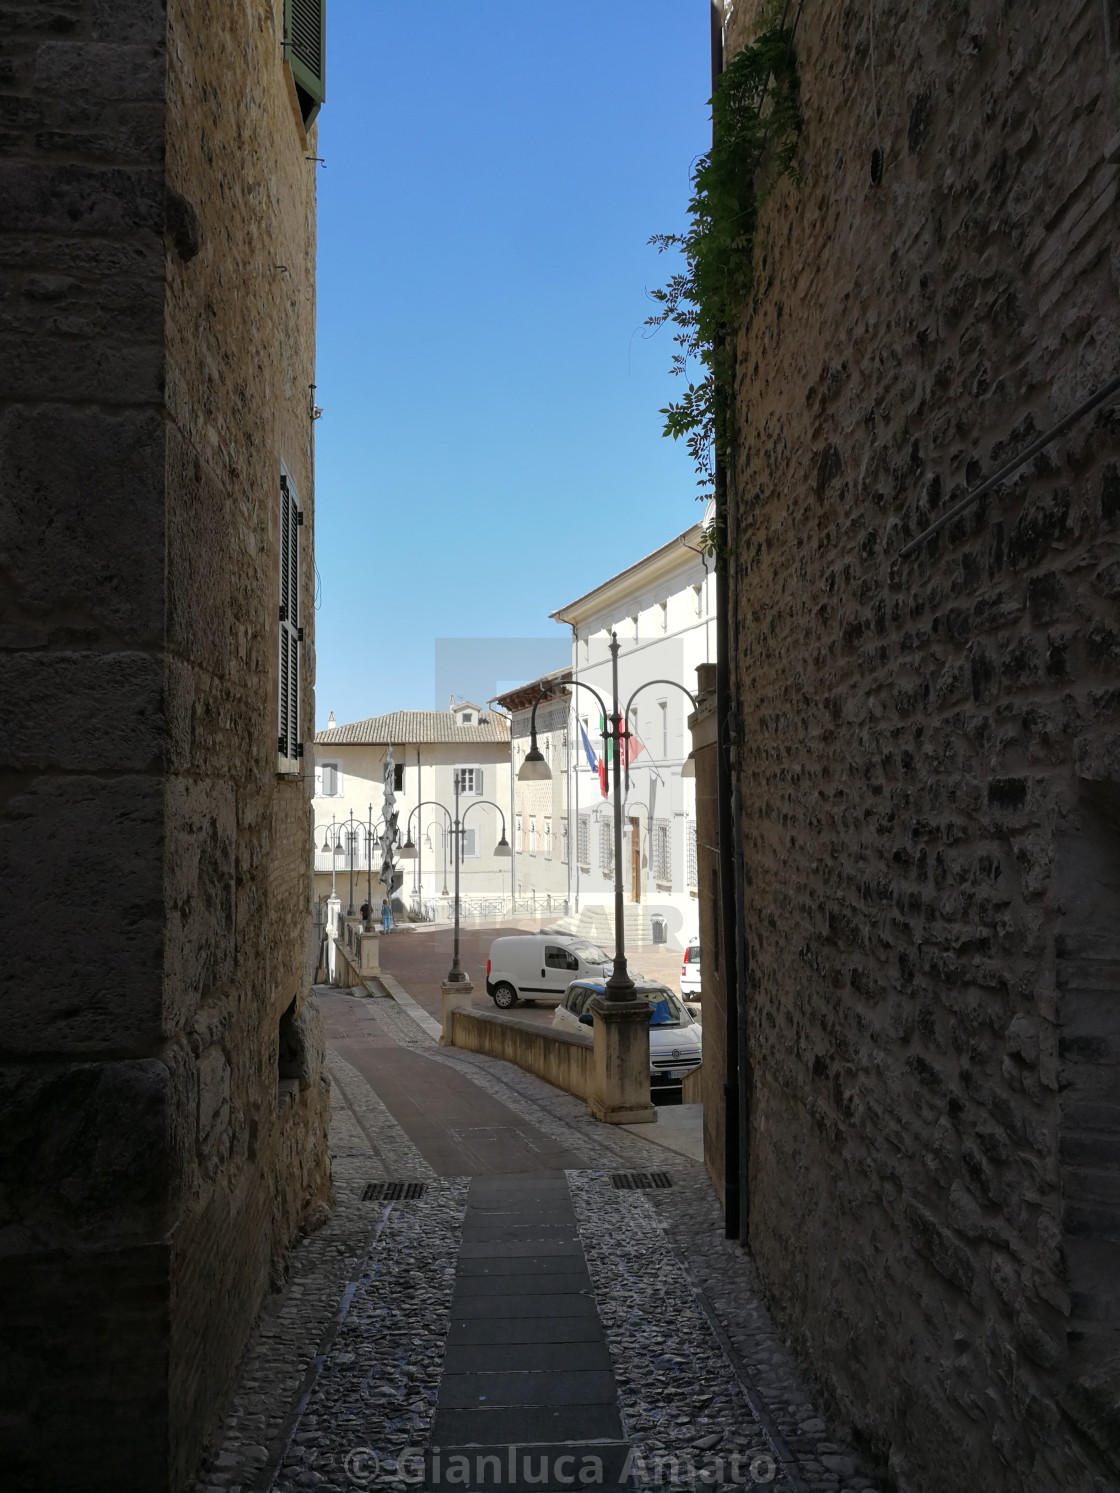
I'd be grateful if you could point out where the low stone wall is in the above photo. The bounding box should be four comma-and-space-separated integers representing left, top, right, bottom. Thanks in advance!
449, 1009, 593, 1101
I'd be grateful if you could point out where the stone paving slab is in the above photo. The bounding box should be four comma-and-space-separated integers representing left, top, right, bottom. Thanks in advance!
446, 1315, 607, 1347
449, 1292, 599, 1320
432, 1402, 625, 1445
442, 1341, 614, 1374
437, 1368, 618, 1408
453, 1270, 590, 1295
456, 1254, 583, 1275
423, 1439, 632, 1493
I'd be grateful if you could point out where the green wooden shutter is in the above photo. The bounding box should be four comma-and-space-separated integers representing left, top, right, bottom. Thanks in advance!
284, 0, 326, 125
278, 471, 302, 767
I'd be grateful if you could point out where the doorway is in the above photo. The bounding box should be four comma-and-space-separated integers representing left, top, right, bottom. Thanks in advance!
629, 816, 641, 903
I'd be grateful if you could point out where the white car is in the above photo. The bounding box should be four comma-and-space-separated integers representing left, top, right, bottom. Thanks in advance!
485, 933, 612, 1009
680, 941, 701, 998
552, 979, 702, 1093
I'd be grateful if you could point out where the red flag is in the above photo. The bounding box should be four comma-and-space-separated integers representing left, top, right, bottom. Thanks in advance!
623, 731, 645, 767
598, 754, 609, 798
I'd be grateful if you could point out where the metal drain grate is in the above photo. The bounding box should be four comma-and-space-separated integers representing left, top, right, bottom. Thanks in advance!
611, 1171, 673, 1191
362, 1181, 427, 1202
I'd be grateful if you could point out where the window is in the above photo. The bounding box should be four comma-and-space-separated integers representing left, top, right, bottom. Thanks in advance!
461, 711, 473, 724
459, 826, 478, 859
282, 0, 326, 128
686, 818, 698, 888
659, 600, 668, 631
600, 821, 614, 877
544, 819, 552, 860
277, 467, 303, 771
393, 762, 404, 793
529, 817, 537, 856
659, 701, 668, 759
577, 814, 589, 867
516, 816, 523, 854
562, 822, 569, 864
653, 819, 672, 885
545, 945, 579, 971
318, 759, 342, 797
455, 767, 483, 796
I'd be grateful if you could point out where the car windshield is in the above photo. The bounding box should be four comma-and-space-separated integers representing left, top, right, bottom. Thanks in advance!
638, 986, 690, 1027
568, 939, 610, 964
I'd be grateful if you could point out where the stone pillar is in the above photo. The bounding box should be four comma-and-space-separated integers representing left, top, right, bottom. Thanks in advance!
358, 928, 380, 979
587, 996, 657, 1124
440, 975, 473, 1045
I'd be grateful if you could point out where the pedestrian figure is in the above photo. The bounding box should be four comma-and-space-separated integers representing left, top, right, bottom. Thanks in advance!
381, 897, 392, 934
360, 900, 370, 922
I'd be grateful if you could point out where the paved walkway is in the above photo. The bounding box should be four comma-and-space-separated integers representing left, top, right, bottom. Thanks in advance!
195, 974, 883, 1493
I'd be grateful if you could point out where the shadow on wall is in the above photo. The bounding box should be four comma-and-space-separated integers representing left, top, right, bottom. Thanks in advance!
1057, 779, 1120, 1475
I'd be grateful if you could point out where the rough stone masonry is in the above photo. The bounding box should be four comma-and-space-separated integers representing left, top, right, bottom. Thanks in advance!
0, 3, 330, 1489
719, 0, 1120, 1487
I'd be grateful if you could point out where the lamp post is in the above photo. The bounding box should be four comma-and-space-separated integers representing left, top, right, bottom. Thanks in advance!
400, 784, 511, 986
340, 809, 360, 917
320, 819, 346, 898
519, 638, 698, 1124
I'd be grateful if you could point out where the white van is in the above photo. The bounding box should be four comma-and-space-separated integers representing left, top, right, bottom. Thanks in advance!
485, 933, 612, 1008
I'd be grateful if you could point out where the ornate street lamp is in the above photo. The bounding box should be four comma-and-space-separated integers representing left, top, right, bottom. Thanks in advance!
518, 639, 698, 1124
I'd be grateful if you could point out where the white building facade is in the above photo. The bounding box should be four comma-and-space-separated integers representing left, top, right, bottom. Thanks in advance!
494, 671, 572, 913
550, 505, 715, 953
312, 702, 512, 919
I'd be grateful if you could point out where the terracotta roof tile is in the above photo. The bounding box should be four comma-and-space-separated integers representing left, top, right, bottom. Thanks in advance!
314, 710, 511, 746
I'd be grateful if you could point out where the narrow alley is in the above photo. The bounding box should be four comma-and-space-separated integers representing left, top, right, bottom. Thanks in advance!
195, 933, 881, 1493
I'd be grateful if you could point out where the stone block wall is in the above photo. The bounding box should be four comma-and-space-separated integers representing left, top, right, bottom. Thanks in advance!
722, 0, 1120, 1487
0, 2, 330, 1487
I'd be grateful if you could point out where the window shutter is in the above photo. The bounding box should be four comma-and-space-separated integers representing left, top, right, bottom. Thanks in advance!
277, 471, 302, 766
283, 0, 326, 124
475, 767, 483, 797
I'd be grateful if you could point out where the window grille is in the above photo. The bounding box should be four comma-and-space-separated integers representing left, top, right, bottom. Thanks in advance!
653, 819, 672, 884
529, 817, 537, 856
686, 818, 698, 888
562, 822, 569, 864
600, 820, 614, 877
544, 819, 552, 860
577, 815, 589, 867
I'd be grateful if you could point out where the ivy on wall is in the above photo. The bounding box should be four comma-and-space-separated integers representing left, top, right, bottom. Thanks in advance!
648, 23, 802, 495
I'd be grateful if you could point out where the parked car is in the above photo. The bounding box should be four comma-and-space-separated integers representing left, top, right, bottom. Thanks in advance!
680, 941, 701, 998
485, 933, 612, 1009
552, 979, 702, 1095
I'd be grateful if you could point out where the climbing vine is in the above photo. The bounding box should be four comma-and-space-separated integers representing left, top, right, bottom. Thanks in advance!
647, 23, 802, 498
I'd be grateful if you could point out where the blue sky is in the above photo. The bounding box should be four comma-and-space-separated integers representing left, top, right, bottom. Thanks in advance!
313, 2, 711, 728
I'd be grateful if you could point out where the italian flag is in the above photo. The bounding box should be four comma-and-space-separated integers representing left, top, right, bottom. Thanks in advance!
597, 716, 645, 797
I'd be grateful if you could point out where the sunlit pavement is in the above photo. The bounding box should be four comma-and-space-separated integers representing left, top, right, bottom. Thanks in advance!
377, 918, 690, 1031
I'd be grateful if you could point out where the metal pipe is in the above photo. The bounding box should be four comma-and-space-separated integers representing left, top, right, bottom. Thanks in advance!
899, 371, 1120, 558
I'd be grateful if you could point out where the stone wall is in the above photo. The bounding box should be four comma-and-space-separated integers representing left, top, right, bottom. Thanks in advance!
722, 0, 1120, 1486
0, 2, 330, 1487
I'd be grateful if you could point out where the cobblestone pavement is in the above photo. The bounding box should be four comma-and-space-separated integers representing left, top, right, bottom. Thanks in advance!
195, 987, 885, 1493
